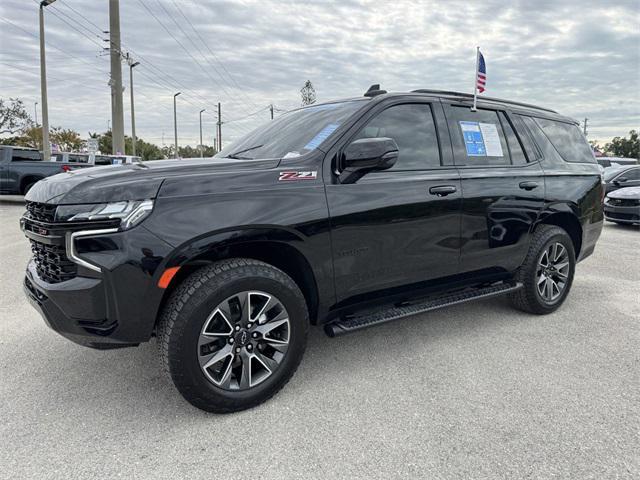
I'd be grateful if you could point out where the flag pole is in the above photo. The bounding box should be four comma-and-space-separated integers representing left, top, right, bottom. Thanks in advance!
472, 46, 479, 111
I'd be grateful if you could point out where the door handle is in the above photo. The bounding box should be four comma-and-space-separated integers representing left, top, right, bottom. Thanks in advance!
429, 185, 457, 197
519, 181, 538, 190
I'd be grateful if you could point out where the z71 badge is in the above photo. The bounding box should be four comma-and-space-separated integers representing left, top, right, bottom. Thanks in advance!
278, 171, 317, 181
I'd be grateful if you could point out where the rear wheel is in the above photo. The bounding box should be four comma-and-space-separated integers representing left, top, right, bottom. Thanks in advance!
157, 258, 308, 413
22, 182, 36, 195
510, 225, 576, 314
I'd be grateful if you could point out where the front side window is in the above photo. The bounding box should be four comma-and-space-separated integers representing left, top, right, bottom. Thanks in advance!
352, 103, 441, 170
447, 106, 510, 166
534, 117, 595, 164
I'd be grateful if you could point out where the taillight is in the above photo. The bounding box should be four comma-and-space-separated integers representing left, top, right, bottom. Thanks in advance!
61, 165, 71, 172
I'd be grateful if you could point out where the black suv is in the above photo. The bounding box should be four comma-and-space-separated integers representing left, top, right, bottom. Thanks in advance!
22, 88, 604, 412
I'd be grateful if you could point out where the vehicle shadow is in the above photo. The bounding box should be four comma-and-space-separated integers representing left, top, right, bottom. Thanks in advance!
21, 295, 525, 417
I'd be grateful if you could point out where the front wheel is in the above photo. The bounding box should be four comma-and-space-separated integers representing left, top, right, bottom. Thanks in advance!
157, 258, 309, 413
510, 225, 576, 315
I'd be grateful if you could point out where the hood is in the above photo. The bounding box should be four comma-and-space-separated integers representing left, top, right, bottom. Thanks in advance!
607, 186, 640, 199
25, 157, 281, 205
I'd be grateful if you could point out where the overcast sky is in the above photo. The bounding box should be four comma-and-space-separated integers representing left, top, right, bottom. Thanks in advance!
1, 0, 639, 148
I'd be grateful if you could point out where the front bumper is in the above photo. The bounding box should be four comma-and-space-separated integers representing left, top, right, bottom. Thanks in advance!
24, 260, 137, 349
22, 225, 174, 349
604, 203, 640, 224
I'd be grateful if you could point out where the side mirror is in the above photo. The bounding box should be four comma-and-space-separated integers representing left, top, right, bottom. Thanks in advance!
616, 177, 627, 184
338, 137, 399, 184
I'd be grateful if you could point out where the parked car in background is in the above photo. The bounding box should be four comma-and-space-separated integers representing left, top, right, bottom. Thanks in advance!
604, 186, 640, 225
597, 156, 638, 169
603, 165, 640, 194
52, 152, 142, 166
0, 145, 90, 195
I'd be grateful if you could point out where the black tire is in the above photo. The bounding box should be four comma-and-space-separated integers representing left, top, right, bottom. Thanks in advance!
509, 225, 576, 315
157, 258, 309, 413
22, 182, 36, 195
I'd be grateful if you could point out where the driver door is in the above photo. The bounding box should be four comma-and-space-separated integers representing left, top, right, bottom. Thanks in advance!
325, 100, 462, 304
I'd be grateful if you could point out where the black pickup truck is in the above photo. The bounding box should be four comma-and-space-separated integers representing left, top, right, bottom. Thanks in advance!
21, 88, 603, 412
0, 145, 88, 195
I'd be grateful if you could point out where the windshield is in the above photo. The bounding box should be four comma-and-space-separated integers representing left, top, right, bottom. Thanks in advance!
216, 100, 365, 160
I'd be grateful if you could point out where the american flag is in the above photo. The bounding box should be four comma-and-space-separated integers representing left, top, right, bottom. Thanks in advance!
476, 51, 486, 93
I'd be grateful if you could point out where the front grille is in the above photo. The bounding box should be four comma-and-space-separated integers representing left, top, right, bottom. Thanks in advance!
606, 198, 639, 207
24, 201, 77, 284
30, 240, 77, 283
26, 201, 57, 223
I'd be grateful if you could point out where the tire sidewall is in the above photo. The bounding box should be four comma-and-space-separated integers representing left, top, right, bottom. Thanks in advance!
168, 268, 308, 408
530, 231, 576, 313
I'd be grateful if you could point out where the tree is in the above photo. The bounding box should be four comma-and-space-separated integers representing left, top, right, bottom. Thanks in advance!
300, 80, 316, 106
50, 127, 83, 152
19, 126, 42, 149
0, 98, 33, 136
604, 130, 639, 159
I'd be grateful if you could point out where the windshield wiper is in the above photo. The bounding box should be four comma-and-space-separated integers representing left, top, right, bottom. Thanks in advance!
226, 144, 264, 159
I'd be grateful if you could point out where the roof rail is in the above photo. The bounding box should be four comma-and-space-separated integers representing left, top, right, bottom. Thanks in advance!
410, 89, 557, 114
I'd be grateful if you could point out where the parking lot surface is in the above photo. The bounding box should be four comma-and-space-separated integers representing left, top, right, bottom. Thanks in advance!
1, 199, 638, 479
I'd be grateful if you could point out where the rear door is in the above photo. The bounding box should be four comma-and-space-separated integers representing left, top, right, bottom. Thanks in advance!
443, 103, 545, 274
325, 99, 462, 303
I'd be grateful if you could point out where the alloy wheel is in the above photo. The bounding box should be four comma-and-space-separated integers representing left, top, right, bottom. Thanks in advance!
536, 242, 570, 303
198, 291, 290, 390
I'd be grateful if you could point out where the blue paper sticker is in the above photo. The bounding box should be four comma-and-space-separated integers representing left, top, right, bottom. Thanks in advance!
459, 121, 486, 156
303, 123, 340, 151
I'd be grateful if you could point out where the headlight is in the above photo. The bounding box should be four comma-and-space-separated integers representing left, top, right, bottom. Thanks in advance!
55, 199, 154, 230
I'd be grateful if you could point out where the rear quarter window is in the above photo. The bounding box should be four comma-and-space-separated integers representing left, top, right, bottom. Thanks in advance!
534, 117, 595, 164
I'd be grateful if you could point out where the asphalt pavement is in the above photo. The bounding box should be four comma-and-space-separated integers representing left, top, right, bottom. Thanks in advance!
1, 199, 638, 479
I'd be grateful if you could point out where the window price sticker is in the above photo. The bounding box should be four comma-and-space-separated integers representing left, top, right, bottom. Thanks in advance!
459, 121, 503, 157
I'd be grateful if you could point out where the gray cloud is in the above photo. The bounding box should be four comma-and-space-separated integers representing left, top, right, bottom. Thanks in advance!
0, 0, 638, 147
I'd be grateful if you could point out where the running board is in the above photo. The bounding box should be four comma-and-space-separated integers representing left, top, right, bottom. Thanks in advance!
324, 282, 523, 337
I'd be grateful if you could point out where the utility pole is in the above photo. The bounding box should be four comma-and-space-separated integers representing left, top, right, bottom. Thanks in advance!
173, 92, 181, 157
270, 104, 274, 120
199, 109, 206, 158
34, 102, 38, 126
109, 0, 125, 155
583, 118, 588, 136
39, 0, 56, 160
217, 102, 222, 151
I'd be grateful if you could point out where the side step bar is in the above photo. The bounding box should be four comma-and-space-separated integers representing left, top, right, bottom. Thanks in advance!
324, 282, 523, 337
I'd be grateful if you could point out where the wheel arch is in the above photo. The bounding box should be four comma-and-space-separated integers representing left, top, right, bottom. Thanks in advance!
20, 175, 44, 194
154, 228, 321, 328
536, 208, 583, 259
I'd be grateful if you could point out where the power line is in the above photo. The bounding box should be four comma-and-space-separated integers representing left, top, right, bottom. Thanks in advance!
168, 0, 262, 111
40, 1, 255, 136
138, 0, 254, 118
0, 16, 107, 72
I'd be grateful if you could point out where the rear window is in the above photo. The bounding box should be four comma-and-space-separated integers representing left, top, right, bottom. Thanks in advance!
534, 118, 595, 163
11, 150, 42, 162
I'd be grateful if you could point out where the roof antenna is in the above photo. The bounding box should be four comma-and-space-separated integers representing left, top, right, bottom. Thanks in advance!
364, 84, 387, 97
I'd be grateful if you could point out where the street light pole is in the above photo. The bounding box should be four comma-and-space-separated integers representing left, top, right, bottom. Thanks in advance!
34, 102, 38, 126
173, 92, 181, 157
39, 0, 56, 160
199, 109, 206, 158
128, 60, 140, 156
